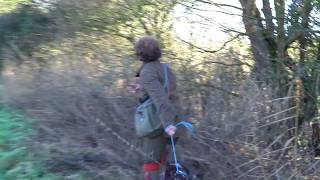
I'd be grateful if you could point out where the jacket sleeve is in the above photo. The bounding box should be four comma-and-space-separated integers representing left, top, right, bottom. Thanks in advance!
140, 65, 177, 128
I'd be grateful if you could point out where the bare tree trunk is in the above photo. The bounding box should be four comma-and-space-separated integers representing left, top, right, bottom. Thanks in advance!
262, 0, 275, 35
274, 0, 288, 97
262, 0, 277, 60
239, 0, 320, 156
239, 0, 270, 80
296, 0, 320, 156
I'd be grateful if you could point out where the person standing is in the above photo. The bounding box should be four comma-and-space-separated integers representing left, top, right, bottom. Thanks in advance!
129, 36, 181, 180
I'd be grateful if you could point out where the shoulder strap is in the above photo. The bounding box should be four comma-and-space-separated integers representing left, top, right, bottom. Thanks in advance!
162, 64, 169, 91
162, 64, 172, 97
136, 63, 146, 77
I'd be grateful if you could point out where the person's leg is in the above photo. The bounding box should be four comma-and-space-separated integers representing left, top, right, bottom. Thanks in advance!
142, 135, 167, 180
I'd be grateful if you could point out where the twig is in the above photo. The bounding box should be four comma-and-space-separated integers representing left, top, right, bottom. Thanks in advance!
193, 0, 243, 11
177, 34, 245, 54
257, 115, 297, 128
259, 106, 297, 121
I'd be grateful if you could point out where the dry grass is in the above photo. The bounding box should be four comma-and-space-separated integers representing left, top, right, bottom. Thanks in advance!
2, 48, 320, 180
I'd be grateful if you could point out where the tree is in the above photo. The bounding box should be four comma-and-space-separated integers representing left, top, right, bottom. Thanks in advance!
238, 0, 320, 154
177, 0, 320, 155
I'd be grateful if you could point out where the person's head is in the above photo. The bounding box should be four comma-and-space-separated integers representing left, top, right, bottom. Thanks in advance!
134, 36, 162, 62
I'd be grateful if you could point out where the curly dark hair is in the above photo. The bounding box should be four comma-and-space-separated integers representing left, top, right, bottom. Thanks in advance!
134, 36, 162, 62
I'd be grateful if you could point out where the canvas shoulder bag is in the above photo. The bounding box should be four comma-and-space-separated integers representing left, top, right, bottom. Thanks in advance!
134, 64, 169, 137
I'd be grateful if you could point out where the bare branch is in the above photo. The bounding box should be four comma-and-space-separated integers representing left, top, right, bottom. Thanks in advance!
177, 34, 245, 54
257, 115, 297, 128
198, 83, 241, 97
194, 0, 243, 11
262, 0, 275, 35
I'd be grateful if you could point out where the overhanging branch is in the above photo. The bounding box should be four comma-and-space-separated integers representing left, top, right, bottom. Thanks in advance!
177, 33, 246, 54
194, 0, 243, 11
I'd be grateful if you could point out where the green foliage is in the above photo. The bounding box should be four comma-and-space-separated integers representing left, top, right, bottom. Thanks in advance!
0, 108, 61, 180
0, 3, 51, 57
315, 0, 320, 9
77, 0, 176, 44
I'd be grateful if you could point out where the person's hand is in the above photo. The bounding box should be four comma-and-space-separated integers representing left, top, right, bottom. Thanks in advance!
165, 125, 176, 136
127, 78, 141, 94
127, 83, 141, 94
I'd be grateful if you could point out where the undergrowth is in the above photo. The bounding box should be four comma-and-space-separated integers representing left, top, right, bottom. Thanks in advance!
0, 107, 61, 180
